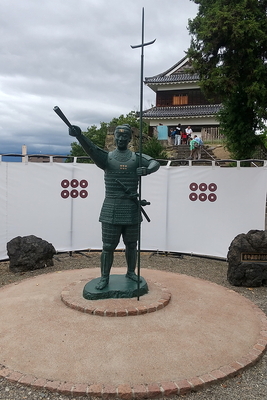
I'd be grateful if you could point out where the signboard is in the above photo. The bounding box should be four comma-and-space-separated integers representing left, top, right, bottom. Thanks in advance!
157, 125, 168, 140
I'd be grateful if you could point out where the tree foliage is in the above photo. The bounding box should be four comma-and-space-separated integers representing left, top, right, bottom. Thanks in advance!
187, 0, 267, 159
109, 111, 147, 132
142, 136, 167, 160
67, 122, 108, 163
67, 111, 146, 162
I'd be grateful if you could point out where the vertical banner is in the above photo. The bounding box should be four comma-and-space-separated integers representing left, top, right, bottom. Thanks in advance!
3, 162, 104, 259
141, 166, 169, 250
165, 165, 267, 258
0, 163, 7, 259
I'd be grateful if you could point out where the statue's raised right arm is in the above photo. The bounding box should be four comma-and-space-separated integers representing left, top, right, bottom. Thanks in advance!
53, 106, 107, 169
52, 104, 160, 175
69, 125, 108, 170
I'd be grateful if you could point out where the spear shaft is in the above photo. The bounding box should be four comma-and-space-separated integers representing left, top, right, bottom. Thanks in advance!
131, 7, 156, 300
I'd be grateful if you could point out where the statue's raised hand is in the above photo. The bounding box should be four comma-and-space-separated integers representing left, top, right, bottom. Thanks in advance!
69, 125, 82, 137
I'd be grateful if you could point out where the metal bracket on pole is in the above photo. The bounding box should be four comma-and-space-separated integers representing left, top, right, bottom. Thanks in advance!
131, 7, 156, 300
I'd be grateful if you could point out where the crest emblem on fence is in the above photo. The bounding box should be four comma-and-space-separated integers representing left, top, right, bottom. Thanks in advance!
189, 182, 217, 202
61, 179, 88, 199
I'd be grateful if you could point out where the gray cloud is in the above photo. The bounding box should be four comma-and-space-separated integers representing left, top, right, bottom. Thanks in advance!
0, 0, 198, 155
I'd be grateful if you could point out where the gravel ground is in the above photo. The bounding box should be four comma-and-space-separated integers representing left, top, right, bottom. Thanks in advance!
0, 250, 266, 400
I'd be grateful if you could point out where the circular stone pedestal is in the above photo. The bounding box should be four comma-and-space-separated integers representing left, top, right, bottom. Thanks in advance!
0, 267, 266, 399
83, 274, 148, 300
61, 277, 171, 316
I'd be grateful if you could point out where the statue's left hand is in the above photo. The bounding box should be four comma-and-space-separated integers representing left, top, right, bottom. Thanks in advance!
136, 167, 148, 176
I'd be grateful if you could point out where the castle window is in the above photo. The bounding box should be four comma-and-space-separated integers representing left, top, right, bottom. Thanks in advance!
173, 95, 188, 105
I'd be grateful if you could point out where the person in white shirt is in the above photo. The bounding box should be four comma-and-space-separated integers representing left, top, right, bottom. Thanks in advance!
185, 126, 193, 142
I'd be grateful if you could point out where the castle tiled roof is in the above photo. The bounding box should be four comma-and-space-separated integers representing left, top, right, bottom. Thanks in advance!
144, 73, 199, 85
142, 104, 221, 119
144, 56, 199, 85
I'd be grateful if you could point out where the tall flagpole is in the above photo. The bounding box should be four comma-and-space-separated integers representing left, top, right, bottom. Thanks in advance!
131, 8, 156, 300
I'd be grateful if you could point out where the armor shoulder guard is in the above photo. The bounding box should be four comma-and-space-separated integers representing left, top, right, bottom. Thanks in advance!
136, 152, 155, 162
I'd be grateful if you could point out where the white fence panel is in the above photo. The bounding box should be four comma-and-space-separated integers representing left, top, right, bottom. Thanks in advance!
0, 161, 266, 260
164, 166, 267, 257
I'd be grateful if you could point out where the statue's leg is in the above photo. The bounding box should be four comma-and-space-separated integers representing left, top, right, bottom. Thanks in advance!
95, 223, 121, 290
125, 242, 141, 282
123, 224, 141, 282
95, 249, 114, 290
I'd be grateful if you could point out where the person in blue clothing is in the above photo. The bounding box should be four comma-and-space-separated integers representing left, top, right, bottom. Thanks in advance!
189, 136, 198, 160
193, 135, 204, 159
189, 135, 203, 160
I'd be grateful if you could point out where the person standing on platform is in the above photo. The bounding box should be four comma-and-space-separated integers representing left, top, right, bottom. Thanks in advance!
185, 126, 193, 143
169, 128, 175, 145
193, 135, 204, 159
174, 124, 181, 146
181, 130, 188, 144
189, 136, 198, 160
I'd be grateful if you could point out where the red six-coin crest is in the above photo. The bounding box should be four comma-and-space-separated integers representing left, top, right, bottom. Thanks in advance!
60, 179, 88, 199
189, 182, 217, 202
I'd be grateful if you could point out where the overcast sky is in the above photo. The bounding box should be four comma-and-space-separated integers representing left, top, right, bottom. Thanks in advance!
0, 0, 198, 155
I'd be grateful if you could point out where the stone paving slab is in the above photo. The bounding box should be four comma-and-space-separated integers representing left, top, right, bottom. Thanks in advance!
0, 267, 266, 399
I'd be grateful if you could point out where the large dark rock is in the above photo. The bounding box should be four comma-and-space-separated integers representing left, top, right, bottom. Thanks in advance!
227, 230, 267, 287
7, 235, 56, 273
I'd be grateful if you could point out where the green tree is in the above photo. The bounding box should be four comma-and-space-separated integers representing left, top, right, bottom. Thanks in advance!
67, 122, 108, 163
187, 0, 267, 159
109, 111, 145, 131
67, 111, 147, 162
142, 136, 167, 160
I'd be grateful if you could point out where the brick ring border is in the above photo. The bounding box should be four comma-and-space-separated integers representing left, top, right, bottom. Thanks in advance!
0, 304, 266, 398
60, 278, 172, 316
1, 272, 267, 399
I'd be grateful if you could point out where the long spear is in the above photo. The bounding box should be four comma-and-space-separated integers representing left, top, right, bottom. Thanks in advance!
131, 8, 156, 300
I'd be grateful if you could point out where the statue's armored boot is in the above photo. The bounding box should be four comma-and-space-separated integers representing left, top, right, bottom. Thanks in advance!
125, 244, 141, 282
95, 250, 113, 290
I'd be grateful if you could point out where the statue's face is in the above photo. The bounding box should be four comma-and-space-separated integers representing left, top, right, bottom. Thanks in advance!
115, 131, 131, 150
